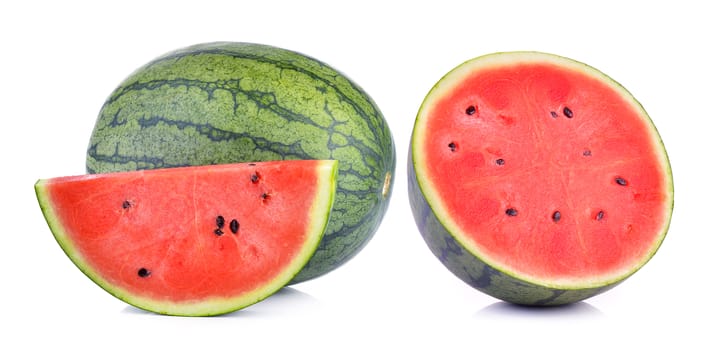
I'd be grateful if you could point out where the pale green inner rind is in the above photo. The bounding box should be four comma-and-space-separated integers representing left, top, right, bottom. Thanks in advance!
35, 160, 337, 316
412, 51, 674, 290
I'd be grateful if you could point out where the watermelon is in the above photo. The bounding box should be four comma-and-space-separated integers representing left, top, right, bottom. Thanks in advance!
35, 160, 337, 316
86, 42, 395, 283
408, 52, 674, 305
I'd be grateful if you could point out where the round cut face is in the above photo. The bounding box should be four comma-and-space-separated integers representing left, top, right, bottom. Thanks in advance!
413, 52, 673, 287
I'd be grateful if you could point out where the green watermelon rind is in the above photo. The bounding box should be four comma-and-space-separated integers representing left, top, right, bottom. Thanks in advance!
85, 42, 396, 284
35, 160, 338, 316
408, 51, 674, 305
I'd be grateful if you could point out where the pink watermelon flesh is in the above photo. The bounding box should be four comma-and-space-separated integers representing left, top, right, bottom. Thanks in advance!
413, 52, 673, 290
36, 160, 337, 316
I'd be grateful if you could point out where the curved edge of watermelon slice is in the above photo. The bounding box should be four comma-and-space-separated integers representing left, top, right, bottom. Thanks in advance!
35, 160, 338, 316
409, 51, 674, 305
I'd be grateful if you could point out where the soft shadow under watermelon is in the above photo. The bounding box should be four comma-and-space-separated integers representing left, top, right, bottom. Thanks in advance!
476, 301, 603, 318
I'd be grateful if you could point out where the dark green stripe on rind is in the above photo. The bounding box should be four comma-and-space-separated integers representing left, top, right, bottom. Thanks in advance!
407, 151, 614, 306
86, 42, 395, 283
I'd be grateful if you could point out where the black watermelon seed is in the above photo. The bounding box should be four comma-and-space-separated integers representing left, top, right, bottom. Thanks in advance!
122, 200, 132, 209
583, 149, 592, 156
216, 215, 225, 228
495, 158, 505, 166
563, 106, 573, 118
230, 219, 240, 234
550, 111, 558, 118
505, 208, 518, 216
248, 163, 256, 167
214, 228, 224, 236
615, 177, 628, 186
251, 172, 260, 184
466, 105, 476, 115
596, 211, 605, 221
552, 211, 561, 222
448, 142, 457, 152
137, 268, 151, 278
261, 193, 271, 201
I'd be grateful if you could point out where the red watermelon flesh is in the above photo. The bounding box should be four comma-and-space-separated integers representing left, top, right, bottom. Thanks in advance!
35, 160, 337, 316
410, 52, 673, 303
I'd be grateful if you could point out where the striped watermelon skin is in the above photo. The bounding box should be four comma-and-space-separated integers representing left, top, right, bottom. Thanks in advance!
86, 42, 395, 283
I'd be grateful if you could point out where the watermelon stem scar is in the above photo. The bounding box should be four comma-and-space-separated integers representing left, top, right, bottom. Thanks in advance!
382, 171, 392, 198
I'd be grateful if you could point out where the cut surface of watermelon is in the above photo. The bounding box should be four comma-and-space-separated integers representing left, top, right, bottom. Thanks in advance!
409, 52, 673, 304
36, 160, 337, 316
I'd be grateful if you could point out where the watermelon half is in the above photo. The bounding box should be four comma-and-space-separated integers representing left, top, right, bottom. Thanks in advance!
408, 52, 674, 305
35, 160, 337, 316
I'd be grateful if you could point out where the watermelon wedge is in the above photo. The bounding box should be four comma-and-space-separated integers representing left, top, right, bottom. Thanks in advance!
35, 160, 337, 316
409, 52, 674, 305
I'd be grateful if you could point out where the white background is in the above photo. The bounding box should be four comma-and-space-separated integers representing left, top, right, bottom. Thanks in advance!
2, 1, 723, 348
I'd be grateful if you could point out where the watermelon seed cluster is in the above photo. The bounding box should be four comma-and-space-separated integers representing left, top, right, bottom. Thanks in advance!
211, 168, 271, 237
214, 215, 242, 236
248, 165, 272, 203
549, 106, 574, 119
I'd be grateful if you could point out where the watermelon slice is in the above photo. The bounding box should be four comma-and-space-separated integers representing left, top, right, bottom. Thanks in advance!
409, 52, 674, 305
35, 160, 337, 316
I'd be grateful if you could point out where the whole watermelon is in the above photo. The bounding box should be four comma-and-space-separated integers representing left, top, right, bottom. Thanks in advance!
86, 42, 396, 283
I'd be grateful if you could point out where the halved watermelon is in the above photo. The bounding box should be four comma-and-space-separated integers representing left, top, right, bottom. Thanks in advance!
409, 52, 674, 305
35, 160, 337, 316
